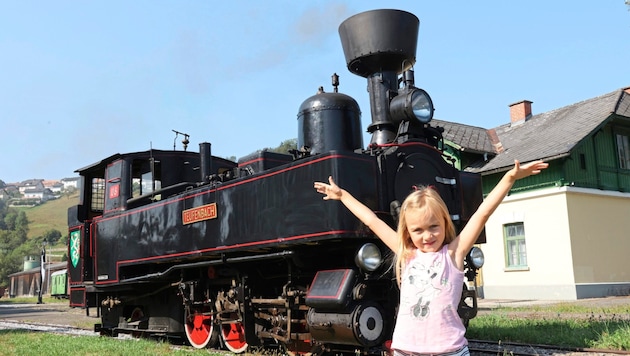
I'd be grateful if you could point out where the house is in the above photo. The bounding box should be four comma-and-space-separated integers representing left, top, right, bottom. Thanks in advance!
43, 180, 64, 194
60, 177, 80, 191
8, 261, 67, 298
0, 186, 18, 201
436, 87, 630, 300
22, 187, 55, 202
18, 179, 45, 194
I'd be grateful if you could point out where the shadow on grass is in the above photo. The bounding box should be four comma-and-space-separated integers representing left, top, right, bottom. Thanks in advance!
0, 329, 32, 336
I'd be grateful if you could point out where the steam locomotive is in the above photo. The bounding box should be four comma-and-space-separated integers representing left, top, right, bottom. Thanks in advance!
67, 9, 485, 355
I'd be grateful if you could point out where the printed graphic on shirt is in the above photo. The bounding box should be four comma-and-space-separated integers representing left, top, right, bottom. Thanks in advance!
400, 256, 451, 320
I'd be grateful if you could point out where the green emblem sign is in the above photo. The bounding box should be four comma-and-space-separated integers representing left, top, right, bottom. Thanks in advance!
70, 230, 81, 268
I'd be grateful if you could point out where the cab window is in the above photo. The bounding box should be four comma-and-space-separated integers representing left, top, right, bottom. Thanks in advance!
131, 159, 162, 198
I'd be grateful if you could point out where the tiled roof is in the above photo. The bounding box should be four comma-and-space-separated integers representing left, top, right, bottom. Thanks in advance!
475, 88, 630, 174
432, 119, 496, 154
436, 87, 630, 174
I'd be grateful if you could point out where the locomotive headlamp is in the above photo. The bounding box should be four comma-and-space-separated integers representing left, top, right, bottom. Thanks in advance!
467, 246, 485, 269
390, 87, 434, 124
355, 243, 382, 272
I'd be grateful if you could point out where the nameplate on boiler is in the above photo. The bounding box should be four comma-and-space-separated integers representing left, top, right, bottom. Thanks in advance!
182, 203, 217, 225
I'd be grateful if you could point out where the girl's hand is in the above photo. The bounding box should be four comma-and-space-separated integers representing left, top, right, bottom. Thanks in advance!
314, 176, 343, 200
510, 160, 549, 180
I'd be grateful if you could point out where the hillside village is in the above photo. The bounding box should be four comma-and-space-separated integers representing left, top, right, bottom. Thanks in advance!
1, 177, 80, 298
0, 177, 80, 206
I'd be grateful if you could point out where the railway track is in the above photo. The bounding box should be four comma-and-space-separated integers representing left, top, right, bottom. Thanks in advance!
1, 318, 629, 356
0, 319, 98, 337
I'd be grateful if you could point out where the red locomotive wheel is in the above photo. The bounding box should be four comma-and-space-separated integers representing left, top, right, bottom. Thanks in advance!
285, 340, 315, 356
285, 322, 316, 355
184, 306, 218, 349
221, 314, 248, 353
130, 307, 145, 338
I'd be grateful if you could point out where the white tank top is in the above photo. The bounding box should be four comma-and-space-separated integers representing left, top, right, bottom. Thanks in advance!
391, 245, 467, 354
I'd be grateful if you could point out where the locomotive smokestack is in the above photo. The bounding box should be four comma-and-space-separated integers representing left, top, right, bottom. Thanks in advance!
199, 142, 212, 183
338, 9, 420, 145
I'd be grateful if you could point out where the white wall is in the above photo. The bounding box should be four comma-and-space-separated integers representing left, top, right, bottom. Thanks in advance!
481, 186, 630, 300
481, 187, 577, 300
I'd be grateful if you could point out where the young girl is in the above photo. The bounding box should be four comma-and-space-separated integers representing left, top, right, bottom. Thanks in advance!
314, 159, 548, 355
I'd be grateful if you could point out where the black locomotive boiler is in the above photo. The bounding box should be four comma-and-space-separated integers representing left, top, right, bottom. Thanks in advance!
67, 9, 485, 355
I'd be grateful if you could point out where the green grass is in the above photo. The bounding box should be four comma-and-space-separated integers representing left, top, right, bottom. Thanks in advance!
0, 330, 227, 356
0, 295, 226, 355
500, 302, 630, 315
14, 192, 78, 241
467, 304, 630, 350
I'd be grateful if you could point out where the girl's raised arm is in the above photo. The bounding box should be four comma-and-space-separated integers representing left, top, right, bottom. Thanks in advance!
314, 176, 399, 251
451, 160, 548, 266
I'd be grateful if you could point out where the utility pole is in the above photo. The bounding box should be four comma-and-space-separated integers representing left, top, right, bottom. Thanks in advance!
37, 241, 46, 304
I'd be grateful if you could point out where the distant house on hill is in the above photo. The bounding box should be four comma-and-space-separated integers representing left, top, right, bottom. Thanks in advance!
436, 86, 630, 300
43, 180, 64, 194
8, 179, 59, 205
22, 187, 55, 202
18, 179, 44, 194
3, 186, 18, 198
61, 177, 80, 190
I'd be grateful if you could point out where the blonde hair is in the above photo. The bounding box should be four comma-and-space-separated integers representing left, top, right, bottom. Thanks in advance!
394, 186, 456, 286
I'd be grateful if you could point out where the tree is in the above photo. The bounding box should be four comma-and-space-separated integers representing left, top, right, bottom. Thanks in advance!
43, 229, 62, 246
15, 211, 29, 234
60, 233, 69, 246
269, 138, 298, 154
62, 186, 77, 199
3, 210, 17, 231
4, 210, 28, 234
0, 249, 23, 286
0, 201, 6, 230
0, 204, 29, 287
0, 228, 28, 286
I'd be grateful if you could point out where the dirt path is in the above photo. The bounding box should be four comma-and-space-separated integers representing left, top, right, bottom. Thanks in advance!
0, 303, 98, 330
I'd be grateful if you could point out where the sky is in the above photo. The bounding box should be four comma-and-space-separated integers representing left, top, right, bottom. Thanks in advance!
1, 1, 629, 183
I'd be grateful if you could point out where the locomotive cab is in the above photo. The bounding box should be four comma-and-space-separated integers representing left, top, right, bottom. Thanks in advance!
67, 147, 237, 308
72, 146, 237, 219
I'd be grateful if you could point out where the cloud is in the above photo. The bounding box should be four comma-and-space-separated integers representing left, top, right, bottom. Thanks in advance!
291, 3, 350, 47
225, 3, 351, 76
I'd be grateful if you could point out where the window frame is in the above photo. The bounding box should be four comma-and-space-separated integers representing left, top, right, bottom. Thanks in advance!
90, 178, 105, 212
615, 132, 630, 170
503, 222, 529, 270
131, 158, 162, 198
